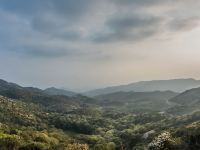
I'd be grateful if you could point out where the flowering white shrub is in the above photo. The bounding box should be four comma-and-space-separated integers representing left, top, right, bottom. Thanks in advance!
147, 131, 171, 150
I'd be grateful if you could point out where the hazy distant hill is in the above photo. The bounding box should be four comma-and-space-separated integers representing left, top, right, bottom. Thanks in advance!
0, 79, 44, 99
95, 91, 178, 113
0, 79, 94, 112
44, 87, 76, 96
85, 78, 200, 96
167, 87, 200, 115
0, 79, 22, 91
170, 87, 200, 105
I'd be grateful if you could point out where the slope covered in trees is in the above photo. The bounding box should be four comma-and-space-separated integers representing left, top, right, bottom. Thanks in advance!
1, 79, 200, 149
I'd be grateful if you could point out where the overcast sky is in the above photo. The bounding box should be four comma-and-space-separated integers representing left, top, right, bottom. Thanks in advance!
1, 0, 200, 91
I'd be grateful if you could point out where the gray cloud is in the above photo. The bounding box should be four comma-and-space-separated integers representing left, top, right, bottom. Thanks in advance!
92, 0, 200, 43
112, 0, 199, 7
112, 0, 163, 6
49, 0, 94, 18
0, 0, 41, 15
0, 0, 94, 18
0, 0, 200, 58
31, 15, 83, 40
93, 15, 164, 43
0, 0, 100, 45
168, 17, 200, 32
19, 45, 71, 58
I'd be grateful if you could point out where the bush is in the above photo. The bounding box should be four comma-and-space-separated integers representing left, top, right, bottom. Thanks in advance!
0, 134, 21, 150
66, 143, 89, 150
148, 131, 183, 150
19, 142, 49, 150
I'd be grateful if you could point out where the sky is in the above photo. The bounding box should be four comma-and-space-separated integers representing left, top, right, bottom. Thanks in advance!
1, 0, 200, 91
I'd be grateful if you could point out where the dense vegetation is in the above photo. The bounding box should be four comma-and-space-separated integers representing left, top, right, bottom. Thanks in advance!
1, 79, 200, 150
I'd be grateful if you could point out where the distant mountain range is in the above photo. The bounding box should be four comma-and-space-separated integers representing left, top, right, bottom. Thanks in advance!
0, 79, 93, 112
84, 78, 200, 96
2, 78, 200, 115
44, 87, 76, 96
0, 79, 76, 97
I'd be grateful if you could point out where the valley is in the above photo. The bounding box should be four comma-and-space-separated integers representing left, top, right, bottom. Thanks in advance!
1, 79, 200, 149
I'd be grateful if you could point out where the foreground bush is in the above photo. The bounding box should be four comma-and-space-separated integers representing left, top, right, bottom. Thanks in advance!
66, 143, 89, 150
148, 131, 182, 150
0, 133, 21, 150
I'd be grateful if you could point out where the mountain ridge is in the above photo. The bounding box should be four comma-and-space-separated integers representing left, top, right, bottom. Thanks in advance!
44, 87, 76, 96
94, 90, 178, 113
84, 78, 200, 97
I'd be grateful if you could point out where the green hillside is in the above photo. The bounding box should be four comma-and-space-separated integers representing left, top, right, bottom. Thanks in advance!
95, 91, 178, 113
1, 79, 200, 149
167, 87, 200, 115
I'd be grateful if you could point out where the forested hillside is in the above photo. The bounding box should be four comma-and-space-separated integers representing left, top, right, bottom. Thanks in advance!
95, 91, 178, 113
1, 79, 200, 150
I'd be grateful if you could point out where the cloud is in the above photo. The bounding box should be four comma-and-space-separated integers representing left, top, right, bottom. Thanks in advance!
0, 0, 45, 17
92, 0, 200, 43
0, 0, 94, 18
112, 0, 162, 6
112, 0, 199, 7
49, 0, 94, 18
93, 15, 164, 43
168, 17, 200, 32
16, 44, 72, 58
0, 0, 200, 59
31, 15, 83, 40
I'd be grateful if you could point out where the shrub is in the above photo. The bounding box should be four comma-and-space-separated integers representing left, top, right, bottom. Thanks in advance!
66, 143, 89, 150
0, 134, 21, 150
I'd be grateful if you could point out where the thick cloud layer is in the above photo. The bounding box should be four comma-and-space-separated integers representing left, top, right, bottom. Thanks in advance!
0, 0, 200, 56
